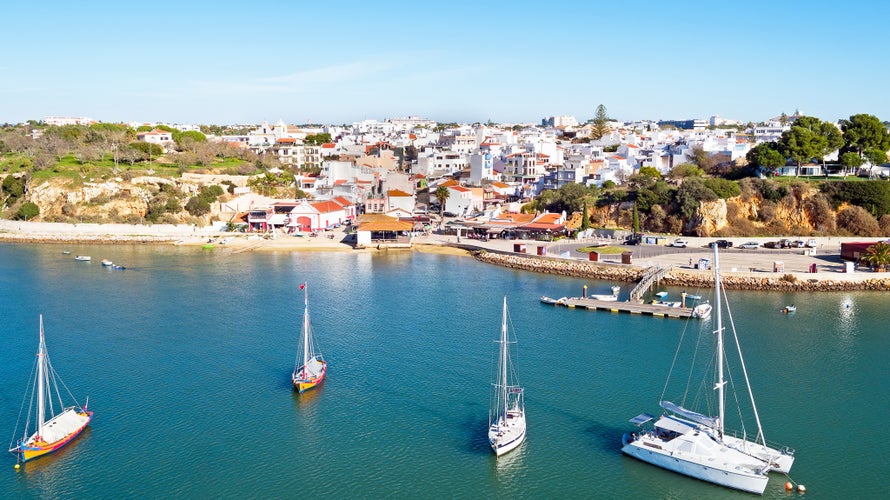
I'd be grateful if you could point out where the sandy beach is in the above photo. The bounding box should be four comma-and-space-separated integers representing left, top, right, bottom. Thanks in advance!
3, 219, 888, 286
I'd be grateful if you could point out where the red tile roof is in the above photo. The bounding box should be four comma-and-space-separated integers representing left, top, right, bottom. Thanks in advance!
311, 200, 344, 213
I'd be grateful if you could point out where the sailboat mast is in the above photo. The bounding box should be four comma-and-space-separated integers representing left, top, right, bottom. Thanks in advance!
302, 283, 310, 369
37, 315, 46, 439
713, 245, 726, 439
500, 296, 508, 419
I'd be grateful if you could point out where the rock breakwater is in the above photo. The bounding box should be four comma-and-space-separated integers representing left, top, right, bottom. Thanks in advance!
473, 250, 890, 292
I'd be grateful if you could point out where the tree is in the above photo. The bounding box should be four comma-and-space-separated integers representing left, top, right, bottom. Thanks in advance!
676, 177, 718, 220
840, 152, 863, 176
841, 114, 890, 157
434, 185, 450, 217
580, 200, 590, 231
863, 241, 890, 271
689, 145, 718, 173
632, 202, 640, 234
2, 174, 25, 205
668, 163, 704, 179
746, 142, 786, 175
590, 104, 610, 140
545, 183, 590, 214
779, 125, 824, 175
793, 116, 844, 170
864, 148, 888, 167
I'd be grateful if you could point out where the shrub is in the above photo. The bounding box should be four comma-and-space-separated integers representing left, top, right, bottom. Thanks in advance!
836, 205, 880, 236
14, 201, 39, 220
185, 196, 210, 216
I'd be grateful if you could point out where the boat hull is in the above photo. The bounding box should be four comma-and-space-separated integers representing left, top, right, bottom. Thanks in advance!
15, 411, 93, 463
293, 362, 327, 393
488, 412, 526, 456
621, 436, 768, 495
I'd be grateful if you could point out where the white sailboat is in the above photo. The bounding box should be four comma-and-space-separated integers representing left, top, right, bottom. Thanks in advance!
488, 296, 526, 456
622, 245, 795, 494
8, 315, 93, 463
292, 282, 327, 393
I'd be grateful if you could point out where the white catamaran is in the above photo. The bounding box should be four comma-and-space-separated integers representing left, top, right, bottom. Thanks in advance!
292, 282, 327, 393
622, 245, 795, 494
488, 296, 526, 456
9, 315, 93, 463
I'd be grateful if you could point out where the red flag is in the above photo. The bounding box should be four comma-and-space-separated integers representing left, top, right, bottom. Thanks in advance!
299, 283, 305, 290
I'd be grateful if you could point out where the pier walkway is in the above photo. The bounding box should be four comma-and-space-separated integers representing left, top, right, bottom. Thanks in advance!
629, 265, 672, 302
541, 296, 694, 319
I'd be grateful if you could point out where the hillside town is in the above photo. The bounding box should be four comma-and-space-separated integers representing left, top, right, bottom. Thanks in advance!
3, 110, 890, 250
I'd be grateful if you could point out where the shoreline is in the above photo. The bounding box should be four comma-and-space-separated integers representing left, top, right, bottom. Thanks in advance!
3, 220, 889, 290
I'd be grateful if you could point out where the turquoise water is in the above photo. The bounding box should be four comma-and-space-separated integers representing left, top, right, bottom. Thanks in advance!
0, 243, 887, 498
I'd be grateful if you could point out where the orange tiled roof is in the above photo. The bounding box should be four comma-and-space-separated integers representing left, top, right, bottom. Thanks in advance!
388, 189, 412, 197
311, 200, 344, 213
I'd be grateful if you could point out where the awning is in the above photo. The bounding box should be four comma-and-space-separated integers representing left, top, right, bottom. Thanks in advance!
654, 415, 695, 434
629, 413, 655, 426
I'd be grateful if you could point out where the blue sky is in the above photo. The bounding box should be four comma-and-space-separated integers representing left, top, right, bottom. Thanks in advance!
3, 1, 888, 126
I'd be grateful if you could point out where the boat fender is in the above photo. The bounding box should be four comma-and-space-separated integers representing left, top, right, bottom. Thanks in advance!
785, 482, 793, 490
797, 485, 806, 493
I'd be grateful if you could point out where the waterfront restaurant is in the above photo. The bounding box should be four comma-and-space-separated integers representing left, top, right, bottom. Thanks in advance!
355, 214, 414, 248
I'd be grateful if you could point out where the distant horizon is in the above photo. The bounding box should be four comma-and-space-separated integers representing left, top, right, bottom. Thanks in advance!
8, 110, 874, 128
3, 1, 888, 126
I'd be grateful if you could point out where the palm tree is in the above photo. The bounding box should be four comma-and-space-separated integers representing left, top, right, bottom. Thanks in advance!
434, 185, 450, 218
863, 241, 890, 272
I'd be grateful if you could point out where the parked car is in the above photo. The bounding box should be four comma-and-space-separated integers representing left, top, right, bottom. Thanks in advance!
442, 211, 457, 218
624, 235, 642, 245
712, 239, 733, 248
670, 239, 688, 248
791, 240, 806, 248
806, 239, 817, 248
738, 241, 760, 249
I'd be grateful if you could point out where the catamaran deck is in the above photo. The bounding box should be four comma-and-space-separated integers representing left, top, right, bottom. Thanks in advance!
541, 296, 694, 318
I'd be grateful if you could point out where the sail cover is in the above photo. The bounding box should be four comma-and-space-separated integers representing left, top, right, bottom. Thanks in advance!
32, 408, 88, 445
303, 357, 324, 378
660, 401, 718, 428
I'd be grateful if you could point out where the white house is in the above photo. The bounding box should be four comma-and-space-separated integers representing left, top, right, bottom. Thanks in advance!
285, 199, 351, 232
444, 185, 483, 216
386, 189, 416, 214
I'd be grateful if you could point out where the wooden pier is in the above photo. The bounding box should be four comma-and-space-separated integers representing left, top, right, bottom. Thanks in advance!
541, 296, 694, 319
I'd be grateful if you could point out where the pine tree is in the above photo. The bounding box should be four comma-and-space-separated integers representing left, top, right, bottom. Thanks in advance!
591, 104, 610, 140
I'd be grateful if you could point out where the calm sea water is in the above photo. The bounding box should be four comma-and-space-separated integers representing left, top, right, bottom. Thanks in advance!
0, 243, 887, 498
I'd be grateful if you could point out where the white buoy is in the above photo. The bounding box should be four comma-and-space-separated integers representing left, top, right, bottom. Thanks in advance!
798, 484, 807, 493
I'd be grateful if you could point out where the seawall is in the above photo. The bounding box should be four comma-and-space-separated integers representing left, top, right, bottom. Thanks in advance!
472, 250, 890, 292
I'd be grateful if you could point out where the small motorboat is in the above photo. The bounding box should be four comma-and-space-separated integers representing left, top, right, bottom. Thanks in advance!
783, 305, 796, 314
101, 259, 113, 267
654, 291, 668, 299
684, 293, 702, 300
591, 294, 619, 301
540, 295, 559, 305
692, 302, 712, 319
74, 255, 91, 262
112, 265, 126, 270
62, 250, 72, 255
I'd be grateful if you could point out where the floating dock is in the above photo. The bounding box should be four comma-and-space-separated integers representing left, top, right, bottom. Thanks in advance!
540, 296, 694, 319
